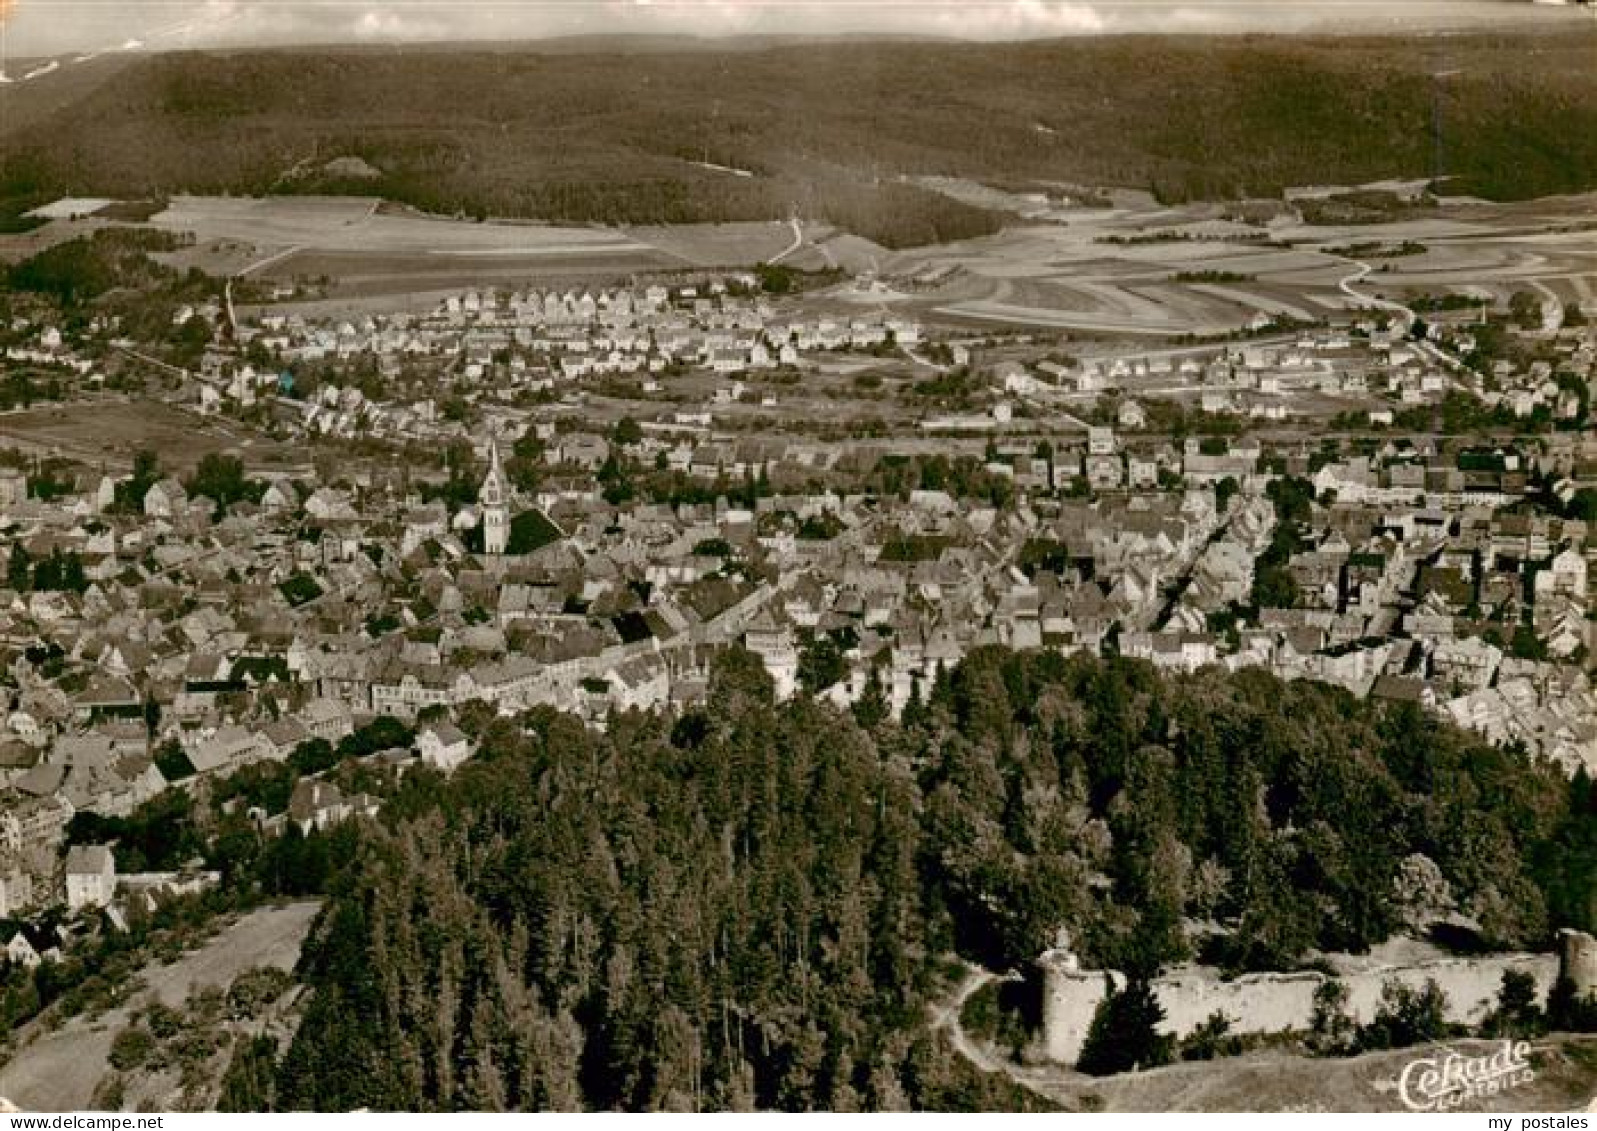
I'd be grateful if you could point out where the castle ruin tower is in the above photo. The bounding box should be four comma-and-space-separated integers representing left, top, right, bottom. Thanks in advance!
481, 434, 509, 556
1561, 928, 1597, 1001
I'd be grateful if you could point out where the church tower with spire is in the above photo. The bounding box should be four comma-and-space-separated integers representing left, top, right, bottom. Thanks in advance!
481, 435, 509, 556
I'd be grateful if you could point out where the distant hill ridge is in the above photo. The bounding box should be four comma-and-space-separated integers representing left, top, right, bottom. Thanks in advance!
2, 32, 1595, 246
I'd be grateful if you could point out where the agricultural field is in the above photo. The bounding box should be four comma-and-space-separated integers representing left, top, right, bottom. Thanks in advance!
624, 220, 801, 267
1351, 232, 1597, 312
871, 191, 1597, 336
885, 224, 1323, 336
0, 401, 306, 475
217, 216, 888, 284
148, 196, 652, 258
254, 248, 685, 298
9, 182, 1595, 339
133, 195, 683, 296
155, 238, 279, 278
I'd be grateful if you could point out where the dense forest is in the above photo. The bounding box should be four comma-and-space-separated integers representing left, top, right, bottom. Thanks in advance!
238, 648, 1594, 1110
4, 31, 1597, 243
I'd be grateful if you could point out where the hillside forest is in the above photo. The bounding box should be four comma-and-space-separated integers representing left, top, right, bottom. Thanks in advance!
3, 34, 1597, 244
186, 647, 1597, 1110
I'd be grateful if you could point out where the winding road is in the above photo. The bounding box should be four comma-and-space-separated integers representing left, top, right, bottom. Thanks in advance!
928, 963, 1083, 1108
930, 967, 1006, 1072
768, 219, 805, 266
1333, 255, 1479, 392
900, 344, 950, 373
1336, 258, 1417, 332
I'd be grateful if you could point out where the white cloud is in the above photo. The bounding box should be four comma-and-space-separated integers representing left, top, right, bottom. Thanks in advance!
931, 1, 1107, 39
350, 8, 452, 41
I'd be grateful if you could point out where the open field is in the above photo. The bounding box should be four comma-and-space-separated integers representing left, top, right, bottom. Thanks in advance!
207, 192, 1597, 333
156, 239, 275, 277
869, 191, 1597, 335
893, 233, 1332, 335
7, 184, 1585, 339
875, 211, 1345, 334
625, 220, 803, 267
6, 164, 1592, 338
149, 196, 652, 257
0, 901, 320, 1113
0, 400, 308, 475
1368, 234, 1597, 310
141, 198, 848, 296
257, 248, 686, 297
9, 184, 1595, 341
226, 212, 877, 295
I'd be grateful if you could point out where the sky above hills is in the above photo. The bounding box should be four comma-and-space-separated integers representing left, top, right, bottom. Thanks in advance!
0, 0, 1580, 58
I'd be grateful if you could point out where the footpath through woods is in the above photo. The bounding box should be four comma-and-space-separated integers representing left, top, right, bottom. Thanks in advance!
928, 963, 1085, 1108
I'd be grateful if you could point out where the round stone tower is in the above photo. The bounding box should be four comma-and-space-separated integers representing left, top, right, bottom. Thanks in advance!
1037, 928, 1122, 1066
1560, 928, 1597, 999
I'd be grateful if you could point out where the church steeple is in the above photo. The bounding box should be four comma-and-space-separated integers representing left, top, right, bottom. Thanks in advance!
482, 436, 505, 502
481, 433, 509, 555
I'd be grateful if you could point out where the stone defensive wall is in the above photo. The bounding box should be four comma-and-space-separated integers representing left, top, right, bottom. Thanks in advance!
1035, 928, 1596, 1066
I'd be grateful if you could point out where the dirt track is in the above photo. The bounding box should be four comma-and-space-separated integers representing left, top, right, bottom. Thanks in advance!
931, 961, 1597, 1113
0, 901, 320, 1113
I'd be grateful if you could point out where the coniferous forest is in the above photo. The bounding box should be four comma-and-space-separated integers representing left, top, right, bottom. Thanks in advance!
250, 648, 1595, 1111
7, 36, 1597, 242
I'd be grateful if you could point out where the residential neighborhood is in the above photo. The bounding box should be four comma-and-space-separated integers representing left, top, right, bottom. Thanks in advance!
1, 267, 1593, 940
